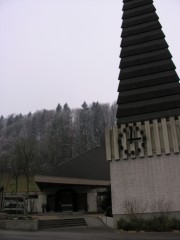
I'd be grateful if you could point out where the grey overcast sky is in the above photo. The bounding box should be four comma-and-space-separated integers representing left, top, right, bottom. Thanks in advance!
0, 0, 180, 117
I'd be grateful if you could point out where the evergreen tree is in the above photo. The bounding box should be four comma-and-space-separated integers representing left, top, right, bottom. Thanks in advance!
62, 103, 72, 159
56, 103, 62, 113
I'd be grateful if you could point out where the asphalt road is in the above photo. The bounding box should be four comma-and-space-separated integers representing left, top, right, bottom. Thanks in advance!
1, 228, 180, 240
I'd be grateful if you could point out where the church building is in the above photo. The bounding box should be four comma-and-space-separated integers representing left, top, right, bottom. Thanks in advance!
105, 0, 180, 225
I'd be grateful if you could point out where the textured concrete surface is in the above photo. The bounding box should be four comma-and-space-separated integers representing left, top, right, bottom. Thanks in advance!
111, 155, 180, 215
0, 219, 38, 231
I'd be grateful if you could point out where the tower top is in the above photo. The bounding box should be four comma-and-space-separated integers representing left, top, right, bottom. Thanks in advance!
116, 0, 180, 125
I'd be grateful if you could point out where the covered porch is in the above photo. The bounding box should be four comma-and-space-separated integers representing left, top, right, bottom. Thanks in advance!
34, 175, 110, 213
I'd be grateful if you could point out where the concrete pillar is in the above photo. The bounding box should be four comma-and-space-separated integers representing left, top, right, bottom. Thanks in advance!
87, 190, 97, 212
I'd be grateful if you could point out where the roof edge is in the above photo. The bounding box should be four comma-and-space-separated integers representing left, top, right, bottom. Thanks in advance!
34, 175, 110, 186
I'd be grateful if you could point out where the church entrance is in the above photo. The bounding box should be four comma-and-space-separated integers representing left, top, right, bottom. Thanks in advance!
55, 190, 73, 212
47, 189, 87, 212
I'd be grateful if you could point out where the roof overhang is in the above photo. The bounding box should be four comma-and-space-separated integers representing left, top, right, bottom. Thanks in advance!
34, 175, 110, 187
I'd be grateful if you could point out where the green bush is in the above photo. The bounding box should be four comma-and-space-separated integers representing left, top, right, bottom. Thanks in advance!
117, 216, 180, 232
143, 216, 172, 232
117, 217, 144, 231
171, 218, 180, 230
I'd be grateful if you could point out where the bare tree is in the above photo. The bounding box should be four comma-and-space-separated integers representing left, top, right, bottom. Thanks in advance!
150, 198, 173, 216
123, 197, 148, 218
9, 150, 24, 194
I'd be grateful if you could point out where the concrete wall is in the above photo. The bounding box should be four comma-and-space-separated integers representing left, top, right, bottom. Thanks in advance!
0, 219, 38, 231
87, 190, 97, 212
34, 193, 47, 212
99, 215, 114, 228
26, 193, 47, 213
110, 154, 180, 216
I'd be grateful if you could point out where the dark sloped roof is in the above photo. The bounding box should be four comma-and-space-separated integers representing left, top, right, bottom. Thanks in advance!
46, 146, 110, 181
117, 0, 180, 124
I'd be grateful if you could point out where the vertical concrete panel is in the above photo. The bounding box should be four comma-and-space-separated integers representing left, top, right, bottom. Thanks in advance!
36, 194, 47, 213
129, 123, 136, 159
153, 119, 161, 155
121, 124, 128, 159
136, 122, 145, 158
169, 117, 179, 153
145, 121, 153, 156
87, 190, 97, 212
113, 126, 120, 160
161, 118, 170, 154
105, 128, 112, 161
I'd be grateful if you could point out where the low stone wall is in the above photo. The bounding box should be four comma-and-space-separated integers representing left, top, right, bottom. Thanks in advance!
0, 219, 39, 231
99, 215, 114, 229
0, 213, 7, 220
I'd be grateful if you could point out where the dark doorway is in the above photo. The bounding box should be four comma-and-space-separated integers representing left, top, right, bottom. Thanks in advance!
55, 189, 73, 212
54, 189, 87, 212
47, 195, 55, 212
75, 193, 87, 212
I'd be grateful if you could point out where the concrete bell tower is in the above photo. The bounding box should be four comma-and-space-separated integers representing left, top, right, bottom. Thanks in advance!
105, 0, 180, 224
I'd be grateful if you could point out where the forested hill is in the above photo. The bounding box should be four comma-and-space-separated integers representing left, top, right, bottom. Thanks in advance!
0, 101, 117, 177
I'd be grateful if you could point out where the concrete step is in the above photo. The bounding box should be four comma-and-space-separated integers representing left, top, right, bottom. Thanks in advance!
39, 218, 87, 229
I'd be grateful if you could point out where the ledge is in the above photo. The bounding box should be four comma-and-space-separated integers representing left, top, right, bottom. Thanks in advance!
0, 219, 39, 231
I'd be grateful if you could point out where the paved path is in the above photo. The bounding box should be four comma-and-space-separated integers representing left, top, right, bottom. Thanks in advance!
1, 228, 180, 240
